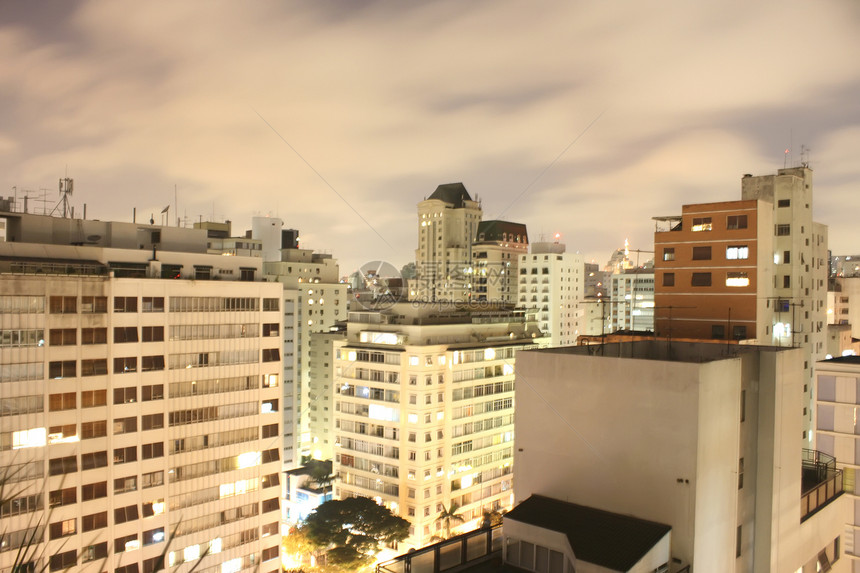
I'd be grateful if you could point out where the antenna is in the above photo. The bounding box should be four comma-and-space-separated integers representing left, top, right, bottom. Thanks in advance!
50, 178, 74, 218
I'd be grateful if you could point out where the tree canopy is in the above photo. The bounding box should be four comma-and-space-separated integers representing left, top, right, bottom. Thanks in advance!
304, 497, 410, 566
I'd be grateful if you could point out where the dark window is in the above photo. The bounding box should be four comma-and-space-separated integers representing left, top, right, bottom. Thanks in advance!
263, 298, 279, 311
81, 542, 108, 563
115, 533, 138, 553
240, 268, 255, 281
262, 348, 280, 362
262, 473, 280, 489
778, 198, 790, 207
711, 325, 725, 339
738, 457, 745, 489
142, 384, 164, 401
49, 392, 76, 411
49, 518, 76, 539
194, 266, 212, 280
81, 296, 107, 313
733, 325, 747, 340
142, 470, 164, 488
81, 420, 107, 439
692, 246, 712, 260
81, 389, 107, 407
142, 355, 165, 371
81, 359, 108, 376
114, 387, 137, 404
49, 328, 76, 346
142, 297, 164, 312
115, 564, 140, 573
662, 273, 675, 287
81, 327, 107, 344
262, 423, 278, 439
783, 275, 791, 288
142, 326, 164, 342
262, 497, 279, 513
114, 476, 137, 494
142, 413, 164, 430
142, 557, 164, 573
114, 417, 137, 434
49, 550, 76, 572
726, 215, 748, 229
114, 504, 140, 524
82, 511, 108, 531
142, 442, 164, 459
263, 323, 279, 336
113, 326, 138, 343
49, 487, 76, 508
82, 481, 107, 501
113, 446, 137, 464
49, 296, 76, 314
783, 250, 791, 264
662, 248, 674, 261
736, 525, 742, 557
776, 224, 791, 236
691, 272, 712, 287
263, 546, 279, 562
261, 448, 279, 464
114, 297, 138, 313
49, 360, 76, 379
81, 451, 108, 470
114, 356, 137, 373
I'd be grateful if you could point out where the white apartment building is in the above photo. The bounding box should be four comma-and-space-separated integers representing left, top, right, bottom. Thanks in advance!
516, 242, 584, 347
609, 269, 655, 332
307, 327, 346, 462
414, 183, 482, 302
815, 356, 860, 571
257, 218, 346, 463
514, 341, 848, 573
0, 211, 284, 573
333, 303, 543, 549
470, 220, 528, 304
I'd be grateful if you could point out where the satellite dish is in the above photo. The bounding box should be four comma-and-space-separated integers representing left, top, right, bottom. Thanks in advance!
86, 235, 102, 242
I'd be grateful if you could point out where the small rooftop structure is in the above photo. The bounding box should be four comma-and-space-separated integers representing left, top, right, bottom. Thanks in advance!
427, 182, 474, 208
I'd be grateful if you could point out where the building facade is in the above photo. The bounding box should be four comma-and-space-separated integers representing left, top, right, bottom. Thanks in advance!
609, 269, 655, 333
470, 220, 528, 304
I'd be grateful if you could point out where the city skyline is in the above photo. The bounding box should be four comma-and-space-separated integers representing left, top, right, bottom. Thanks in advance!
2, 0, 859, 273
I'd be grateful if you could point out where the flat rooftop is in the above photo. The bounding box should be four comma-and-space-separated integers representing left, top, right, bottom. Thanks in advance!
529, 340, 791, 364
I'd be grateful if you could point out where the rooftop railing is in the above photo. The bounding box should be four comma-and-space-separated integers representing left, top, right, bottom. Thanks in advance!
801, 449, 844, 522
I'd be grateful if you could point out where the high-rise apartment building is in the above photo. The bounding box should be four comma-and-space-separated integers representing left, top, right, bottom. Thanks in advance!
470, 220, 528, 304
332, 303, 542, 549
414, 184, 482, 302
0, 210, 283, 573
514, 341, 848, 572
609, 269, 655, 332
306, 327, 346, 462
654, 167, 828, 440
516, 242, 584, 347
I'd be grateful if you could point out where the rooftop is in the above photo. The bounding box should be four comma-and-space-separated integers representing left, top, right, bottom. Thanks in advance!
505, 495, 671, 571
531, 340, 790, 364
427, 182, 474, 208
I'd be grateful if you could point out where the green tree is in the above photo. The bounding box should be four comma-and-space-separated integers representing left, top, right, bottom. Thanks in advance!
307, 461, 336, 500
435, 503, 465, 539
304, 497, 410, 567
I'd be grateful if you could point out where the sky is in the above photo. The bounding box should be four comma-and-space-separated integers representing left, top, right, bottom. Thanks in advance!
1, 0, 859, 274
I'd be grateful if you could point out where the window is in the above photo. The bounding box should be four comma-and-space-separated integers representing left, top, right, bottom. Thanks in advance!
49, 328, 76, 346
726, 215, 748, 229
711, 325, 725, 339
262, 497, 279, 513
142, 442, 164, 459
140, 326, 164, 342
82, 389, 107, 407
262, 423, 278, 439
82, 481, 107, 501
142, 384, 164, 401
115, 533, 138, 553
49, 296, 76, 314
691, 217, 712, 231
726, 272, 750, 287
194, 265, 212, 280
726, 245, 749, 260
740, 390, 746, 423
114, 476, 138, 494
263, 298, 279, 311
736, 525, 742, 557
49, 487, 76, 508
82, 542, 108, 563
142, 355, 165, 371
783, 275, 791, 288
263, 323, 279, 337
142, 297, 165, 312
662, 272, 675, 287
81, 327, 107, 344
114, 387, 137, 404
81, 296, 107, 313
263, 546, 279, 562
82, 451, 108, 470
81, 420, 107, 439
49, 392, 76, 411
777, 198, 790, 207
734, 325, 747, 339
262, 348, 280, 362
81, 358, 108, 376
115, 565, 140, 573
738, 457, 744, 489
50, 550, 77, 572
692, 246, 712, 260
142, 414, 164, 430
49, 360, 76, 379
240, 268, 255, 281
114, 446, 137, 464
776, 224, 791, 236
114, 296, 138, 312
114, 326, 138, 343
49, 518, 76, 539
662, 248, 675, 261
82, 511, 108, 531
114, 356, 137, 373
114, 416, 138, 434
783, 250, 791, 264
115, 504, 140, 524
691, 272, 712, 287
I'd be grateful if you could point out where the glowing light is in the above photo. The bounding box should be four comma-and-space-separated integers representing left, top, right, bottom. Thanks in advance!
484, 348, 496, 360
210, 538, 222, 554
237, 451, 261, 469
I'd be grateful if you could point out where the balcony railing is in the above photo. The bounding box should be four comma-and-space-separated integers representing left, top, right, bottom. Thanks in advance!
801, 449, 844, 522
377, 525, 503, 573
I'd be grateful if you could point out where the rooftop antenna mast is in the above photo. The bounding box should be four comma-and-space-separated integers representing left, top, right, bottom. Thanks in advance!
50, 178, 74, 218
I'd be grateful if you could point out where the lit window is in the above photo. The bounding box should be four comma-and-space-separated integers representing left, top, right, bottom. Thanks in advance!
726, 272, 750, 287
726, 245, 749, 260
13, 428, 46, 449
184, 545, 200, 562
691, 217, 712, 232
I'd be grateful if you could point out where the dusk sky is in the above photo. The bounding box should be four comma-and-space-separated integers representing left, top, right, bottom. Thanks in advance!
2, 1, 859, 273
